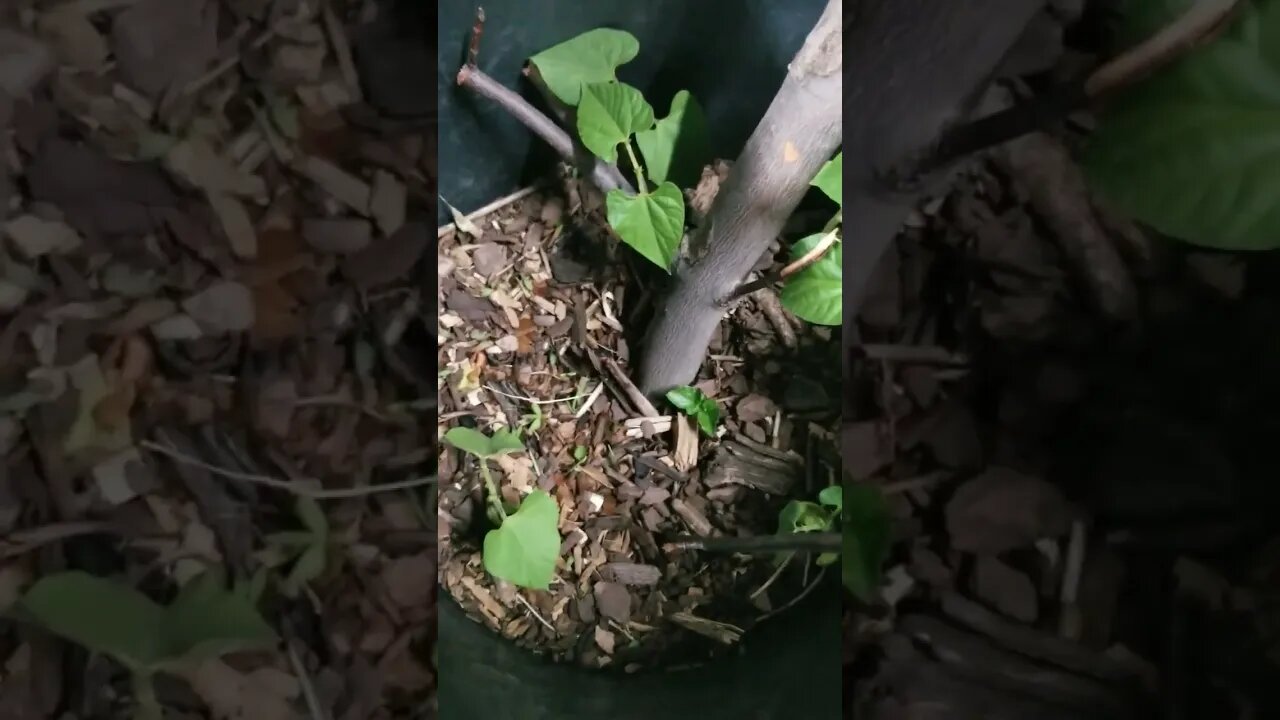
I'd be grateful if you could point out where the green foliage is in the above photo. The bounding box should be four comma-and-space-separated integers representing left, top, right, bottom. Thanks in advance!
843, 483, 890, 601
778, 486, 842, 566
605, 182, 685, 269
482, 489, 561, 589
780, 231, 841, 326
665, 385, 719, 436
528, 28, 639, 106
577, 82, 654, 164
12, 570, 276, 672
444, 426, 562, 590
529, 31, 708, 274
635, 90, 709, 187
264, 497, 329, 597
811, 152, 842, 207
442, 426, 525, 459
780, 153, 843, 325
1084, 0, 1280, 249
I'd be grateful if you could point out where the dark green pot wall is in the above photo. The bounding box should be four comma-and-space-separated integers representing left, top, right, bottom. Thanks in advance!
437, 588, 842, 720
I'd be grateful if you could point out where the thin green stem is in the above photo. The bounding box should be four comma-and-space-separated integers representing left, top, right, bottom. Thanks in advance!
132, 672, 162, 720
479, 461, 508, 523
623, 140, 648, 194
822, 210, 842, 233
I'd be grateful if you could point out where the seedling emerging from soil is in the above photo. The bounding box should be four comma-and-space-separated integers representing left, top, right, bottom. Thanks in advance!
263, 496, 330, 598
444, 427, 561, 590
515, 12, 842, 393
843, 483, 891, 602
665, 384, 719, 436
11, 570, 275, 720
778, 485, 843, 567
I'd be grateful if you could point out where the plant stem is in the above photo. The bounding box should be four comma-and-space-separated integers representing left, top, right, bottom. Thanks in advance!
623, 140, 648, 194
478, 461, 508, 524
132, 672, 162, 720
665, 532, 840, 555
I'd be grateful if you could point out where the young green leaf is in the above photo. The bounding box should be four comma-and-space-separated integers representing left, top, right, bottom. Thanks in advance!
811, 152, 842, 207
443, 426, 493, 457
635, 90, 709, 186
778, 500, 831, 534
818, 485, 842, 514
483, 490, 561, 590
527, 29, 640, 106
13, 572, 166, 671
159, 571, 277, 669
843, 483, 890, 601
280, 541, 328, 598
1083, 0, 1280, 249
605, 182, 685, 270
444, 426, 526, 459
665, 385, 719, 436
488, 428, 526, 457
781, 235, 841, 326
577, 82, 655, 164
665, 385, 702, 414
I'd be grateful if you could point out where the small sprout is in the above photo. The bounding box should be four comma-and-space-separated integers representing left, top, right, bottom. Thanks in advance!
572, 444, 588, 464
264, 496, 330, 598
665, 385, 719, 436
444, 426, 561, 590
11, 570, 275, 720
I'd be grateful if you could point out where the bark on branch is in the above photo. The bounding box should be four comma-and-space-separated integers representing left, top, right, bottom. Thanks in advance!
636, 0, 843, 394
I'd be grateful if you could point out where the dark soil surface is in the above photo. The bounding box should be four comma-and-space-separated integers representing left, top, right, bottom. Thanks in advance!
844, 153, 1280, 719
437, 169, 842, 671
0, 2, 435, 718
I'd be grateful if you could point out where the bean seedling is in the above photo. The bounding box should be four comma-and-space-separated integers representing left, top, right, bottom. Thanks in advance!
10, 570, 275, 720
665, 384, 720, 437
444, 426, 561, 589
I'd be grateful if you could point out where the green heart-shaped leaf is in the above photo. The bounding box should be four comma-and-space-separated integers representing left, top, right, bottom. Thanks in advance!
528, 29, 639, 106
483, 490, 561, 590
488, 429, 526, 456
778, 500, 830, 534
635, 90, 709, 186
818, 485, 843, 514
843, 483, 890, 601
665, 385, 718, 436
606, 182, 684, 270
1083, 0, 1280, 249
444, 427, 527, 459
12, 571, 276, 673
13, 572, 166, 671
443, 427, 493, 457
159, 571, 277, 669
578, 82, 654, 164
781, 234, 841, 326
811, 152, 842, 207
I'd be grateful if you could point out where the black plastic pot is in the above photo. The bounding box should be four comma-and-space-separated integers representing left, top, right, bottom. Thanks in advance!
438, 588, 842, 720
436, 0, 828, 223
435, 1, 840, 717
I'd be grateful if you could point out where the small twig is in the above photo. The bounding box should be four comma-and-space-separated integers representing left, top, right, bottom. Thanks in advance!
852, 344, 967, 365
724, 228, 840, 304
914, 0, 1243, 177
456, 66, 632, 194
141, 440, 436, 499
1058, 518, 1087, 640
514, 592, 556, 634
320, 0, 362, 104
466, 7, 486, 67
750, 552, 795, 600
484, 384, 596, 407
285, 637, 330, 720
0, 521, 122, 558
436, 184, 542, 238
758, 566, 828, 622
601, 357, 661, 417
665, 532, 840, 555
